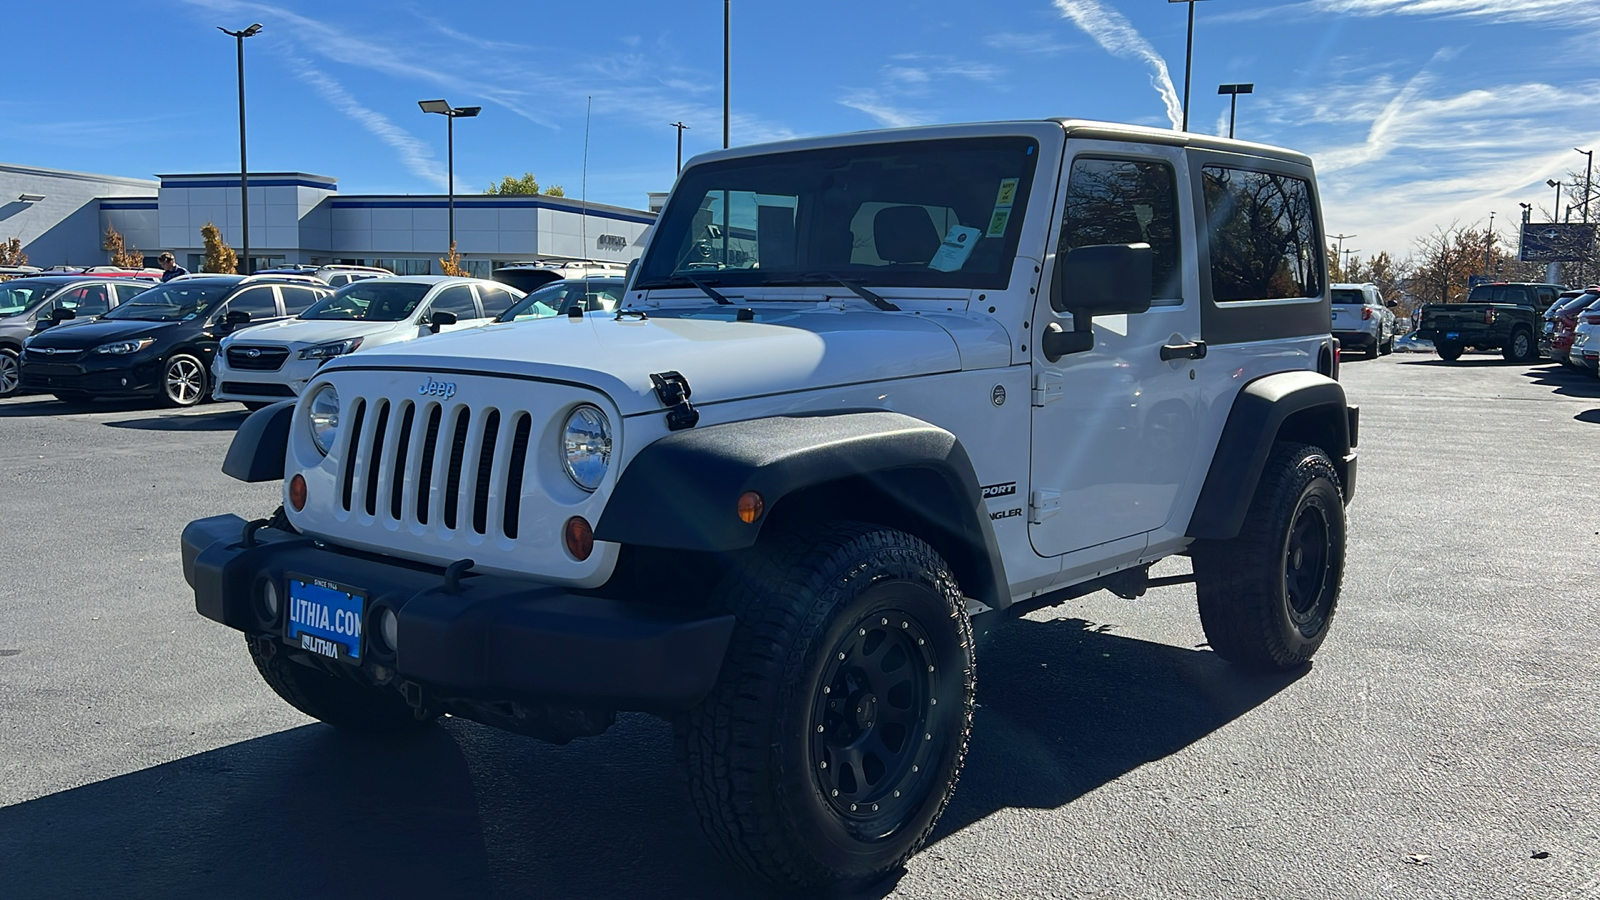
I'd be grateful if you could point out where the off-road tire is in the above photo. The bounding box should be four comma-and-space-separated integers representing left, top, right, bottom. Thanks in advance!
0, 348, 19, 398
247, 637, 435, 734
677, 523, 976, 890
161, 353, 208, 407
1191, 442, 1346, 672
1502, 328, 1535, 364
1437, 344, 1463, 362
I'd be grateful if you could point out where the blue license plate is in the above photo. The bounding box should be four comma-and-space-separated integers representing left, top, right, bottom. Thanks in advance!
1446, 332, 1460, 339
285, 576, 365, 662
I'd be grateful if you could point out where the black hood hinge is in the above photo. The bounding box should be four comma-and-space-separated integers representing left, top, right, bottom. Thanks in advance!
650, 371, 699, 431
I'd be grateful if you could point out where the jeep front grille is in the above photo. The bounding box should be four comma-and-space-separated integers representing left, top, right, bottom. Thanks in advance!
336, 396, 533, 539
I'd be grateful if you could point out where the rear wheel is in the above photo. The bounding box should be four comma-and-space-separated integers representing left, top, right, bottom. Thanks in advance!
1192, 442, 1346, 671
1365, 337, 1380, 360
1379, 337, 1393, 355
1502, 328, 1535, 364
248, 637, 434, 735
0, 348, 19, 398
1438, 343, 1463, 361
161, 353, 208, 407
678, 523, 975, 889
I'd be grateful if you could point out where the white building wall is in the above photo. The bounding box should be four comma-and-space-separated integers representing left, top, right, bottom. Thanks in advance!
0, 163, 158, 267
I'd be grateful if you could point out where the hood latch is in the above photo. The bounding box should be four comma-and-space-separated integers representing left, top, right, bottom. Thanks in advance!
650, 371, 699, 431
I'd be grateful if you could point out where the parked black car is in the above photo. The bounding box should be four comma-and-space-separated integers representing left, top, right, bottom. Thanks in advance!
20, 274, 332, 407
0, 275, 157, 398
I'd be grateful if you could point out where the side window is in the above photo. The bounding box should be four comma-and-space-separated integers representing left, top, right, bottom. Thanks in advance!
113, 283, 153, 304
1536, 287, 1556, 306
427, 285, 480, 321
1059, 157, 1182, 302
227, 286, 280, 321
1201, 166, 1323, 302
73, 284, 112, 317
474, 285, 517, 317
280, 286, 322, 315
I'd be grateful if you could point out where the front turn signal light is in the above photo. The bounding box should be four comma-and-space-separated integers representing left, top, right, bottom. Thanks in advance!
564, 516, 594, 561
737, 491, 764, 524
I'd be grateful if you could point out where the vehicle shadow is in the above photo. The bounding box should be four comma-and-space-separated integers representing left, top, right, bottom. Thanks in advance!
0, 396, 151, 417
1523, 366, 1600, 399
0, 617, 1297, 900
104, 409, 250, 432
1396, 357, 1524, 368
1576, 409, 1600, 425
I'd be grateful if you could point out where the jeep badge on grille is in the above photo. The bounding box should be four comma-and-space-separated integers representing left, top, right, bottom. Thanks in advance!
419, 377, 457, 400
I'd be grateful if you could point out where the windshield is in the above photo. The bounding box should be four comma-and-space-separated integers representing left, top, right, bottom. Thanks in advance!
498, 279, 626, 322
0, 280, 65, 317
1331, 289, 1367, 305
102, 281, 233, 321
301, 281, 431, 321
635, 136, 1040, 293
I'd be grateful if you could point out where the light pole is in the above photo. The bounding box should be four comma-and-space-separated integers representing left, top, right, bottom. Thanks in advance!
1484, 211, 1495, 273
1331, 232, 1355, 275
671, 121, 690, 173
723, 0, 731, 149
418, 100, 482, 254
1547, 179, 1562, 221
218, 23, 262, 274
1168, 0, 1209, 131
1217, 83, 1253, 139
1519, 202, 1532, 224
1576, 148, 1593, 223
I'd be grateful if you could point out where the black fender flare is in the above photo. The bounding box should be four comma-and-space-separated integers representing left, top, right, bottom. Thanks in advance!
222, 399, 296, 482
594, 412, 1011, 610
1186, 371, 1357, 541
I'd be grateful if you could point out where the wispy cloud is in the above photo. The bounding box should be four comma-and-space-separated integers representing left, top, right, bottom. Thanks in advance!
1051, 0, 1182, 130
984, 31, 1075, 55
284, 56, 447, 189
1306, 0, 1600, 28
838, 91, 930, 129
837, 54, 1005, 128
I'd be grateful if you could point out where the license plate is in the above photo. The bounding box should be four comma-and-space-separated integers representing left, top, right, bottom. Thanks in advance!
285, 575, 365, 662
1446, 332, 1460, 339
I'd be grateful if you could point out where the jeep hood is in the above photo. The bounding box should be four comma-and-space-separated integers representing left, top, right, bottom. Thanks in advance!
326, 308, 991, 415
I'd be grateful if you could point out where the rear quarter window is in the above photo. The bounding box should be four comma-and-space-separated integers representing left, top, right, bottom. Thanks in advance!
1201, 166, 1323, 302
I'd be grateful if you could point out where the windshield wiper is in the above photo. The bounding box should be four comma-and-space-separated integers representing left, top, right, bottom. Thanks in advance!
635, 274, 732, 304
797, 273, 899, 312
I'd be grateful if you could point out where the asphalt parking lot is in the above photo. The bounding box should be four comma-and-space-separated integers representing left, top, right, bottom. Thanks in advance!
1, 354, 1597, 900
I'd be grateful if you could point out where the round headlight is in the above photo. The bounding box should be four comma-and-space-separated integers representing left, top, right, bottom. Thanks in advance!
307, 384, 341, 455
561, 405, 612, 491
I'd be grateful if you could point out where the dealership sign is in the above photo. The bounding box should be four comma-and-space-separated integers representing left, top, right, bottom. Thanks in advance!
1519, 223, 1596, 262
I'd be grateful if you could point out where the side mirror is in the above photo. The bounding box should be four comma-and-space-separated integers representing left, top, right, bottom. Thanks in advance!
221, 310, 252, 333
51, 307, 76, 322
429, 310, 457, 334
1385, 300, 1398, 308
1045, 243, 1154, 361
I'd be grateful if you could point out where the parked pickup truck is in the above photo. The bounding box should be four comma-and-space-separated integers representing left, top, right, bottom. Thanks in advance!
1418, 282, 1565, 362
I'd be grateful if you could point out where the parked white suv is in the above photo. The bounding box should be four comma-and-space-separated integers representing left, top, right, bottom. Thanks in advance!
185, 119, 1357, 889
1330, 282, 1396, 358
314, 265, 394, 288
212, 276, 523, 407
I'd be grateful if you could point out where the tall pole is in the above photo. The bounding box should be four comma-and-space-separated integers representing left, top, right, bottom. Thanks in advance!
671, 121, 689, 173
1577, 149, 1594, 223
1485, 211, 1495, 273
1182, 1, 1195, 131
1228, 91, 1237, 139
1549, 180, 1562, 219
723, 0, 730, 149
447, 112, 455, 251
220, 25, 261, 273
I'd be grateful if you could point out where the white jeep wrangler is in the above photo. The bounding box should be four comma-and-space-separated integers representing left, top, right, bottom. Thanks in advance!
183, 119, 1356, 890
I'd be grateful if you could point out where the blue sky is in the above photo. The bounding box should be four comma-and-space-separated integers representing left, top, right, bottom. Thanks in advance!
5, 0, 1600, 258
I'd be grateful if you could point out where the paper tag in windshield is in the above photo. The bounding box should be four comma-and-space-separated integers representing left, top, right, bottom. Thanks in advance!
929, 225, 982, 272
985, 208, 1012, 239
994, 178, 1019, 208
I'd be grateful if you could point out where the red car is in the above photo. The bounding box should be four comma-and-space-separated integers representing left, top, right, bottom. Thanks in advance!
1549, 287, 1599, 365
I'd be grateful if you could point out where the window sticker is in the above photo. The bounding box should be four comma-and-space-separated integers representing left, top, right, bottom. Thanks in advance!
929, 225, 982, 272
994, 178, 1020, 209
985, 208, 1012, 239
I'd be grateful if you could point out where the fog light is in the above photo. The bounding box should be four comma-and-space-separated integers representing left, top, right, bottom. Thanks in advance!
379, 607, 398, 653
260, 579, 280, 621
289, 473, 307, 511
564, 516, 594, 561
737, 491, 764, 524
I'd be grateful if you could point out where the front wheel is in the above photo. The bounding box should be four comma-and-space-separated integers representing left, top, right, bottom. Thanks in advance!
162, 353, 208, 407
1502, 328, 1535, 364
679, 523, 975, 889
1191, 442, 1346, 671
0, 348, 19, 398
1437, 344, 1463, 361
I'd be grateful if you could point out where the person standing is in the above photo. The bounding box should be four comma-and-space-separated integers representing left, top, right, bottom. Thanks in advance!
158, 252, 188, 282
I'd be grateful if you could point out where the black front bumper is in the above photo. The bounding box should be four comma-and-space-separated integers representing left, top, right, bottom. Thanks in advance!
182, 514, 735, 712
21, 353, 163, 396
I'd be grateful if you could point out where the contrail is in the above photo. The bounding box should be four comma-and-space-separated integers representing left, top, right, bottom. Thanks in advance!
1053, 0, 1184, 129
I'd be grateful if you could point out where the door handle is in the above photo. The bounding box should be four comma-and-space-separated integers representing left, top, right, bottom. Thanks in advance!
1160, 339, 1207, 361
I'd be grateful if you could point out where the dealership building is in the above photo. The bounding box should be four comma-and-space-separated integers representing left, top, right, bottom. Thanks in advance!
0, 162, 655, 277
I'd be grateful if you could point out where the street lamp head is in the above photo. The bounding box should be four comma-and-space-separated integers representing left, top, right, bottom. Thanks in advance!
218, 23, 263, 38
1547, 179, 1561, 189
243, 23, 263, 37
418, 99, 452, 115
1217, 83, 1254, 95
455, 106, 482, 118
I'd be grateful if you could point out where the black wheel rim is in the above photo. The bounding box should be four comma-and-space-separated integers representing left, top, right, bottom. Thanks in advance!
810, 607, 943, 840
1283, 496, 1334, 635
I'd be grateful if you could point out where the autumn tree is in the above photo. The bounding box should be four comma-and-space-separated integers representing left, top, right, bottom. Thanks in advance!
0, 237, 26, 267
439, 240, 465, 277
200, 222, 238, 274
103, 225, 143, 269
485, 173, 565, 197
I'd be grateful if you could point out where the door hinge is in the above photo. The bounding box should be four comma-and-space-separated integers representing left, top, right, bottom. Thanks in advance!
1029, 489, 1061, 524
1031, 371, 1064, 406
